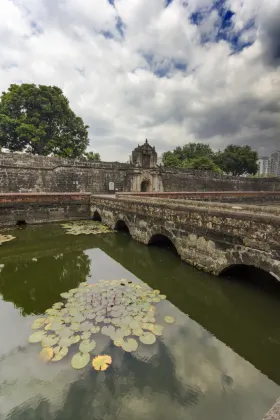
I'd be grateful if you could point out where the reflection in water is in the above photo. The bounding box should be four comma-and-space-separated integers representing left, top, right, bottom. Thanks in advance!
0, 224, 279, 420
0, 252, 90, 315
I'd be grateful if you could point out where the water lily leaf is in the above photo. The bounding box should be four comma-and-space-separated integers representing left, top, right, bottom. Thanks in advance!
164, 316, 175, 324
53, 346, 61, 354
70, 322, 80, 332
121, 338, 138, 352
45, 308, 58, 316
39, 347, 53, 362
60, 292, 71, 299
81, 331, 91, 340
113, 338, 124, 347
101, 325, 115, 337
92, 355, 112, 371
132, 327, 143, 337
52, 347, 68, 361
49, 321, 64, 332
139, 332, 156, 345
72, 314, 86, 323
32, 318, 47, 330
71, 352, 90, 369
95, 315, 105, 323
71, 335, 81, 344
29, 330, 46, 343
57, 328, 72, 338
91, 326, 100, 334
59, 337, 73, 347
42, 335, 59, 347
53, 302, 64, 309
80, 321, 92, 331
79, 339, 96, 353
150, 324, 164, 336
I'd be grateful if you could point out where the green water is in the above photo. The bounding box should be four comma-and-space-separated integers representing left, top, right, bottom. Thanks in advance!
0, 224, 280, 420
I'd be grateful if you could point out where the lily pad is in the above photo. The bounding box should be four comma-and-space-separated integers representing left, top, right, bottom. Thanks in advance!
164, 316, 175, 324
29, 330, 46, 343
79, 339, 96, 353
92, 355, 112, 371
39, 347, 53, 362
71, 335, 81, 344
139, 332, 156, 345
59, 337, 73, 347
121, 338, 138, 352
81, 331, 91, 340
70, 322, 80, 332
52, 347, 68, 361
60, 292, 71, 299
32, 318, 47, 330
42, 335, 59, 347
53, 346, 61, 354
91, 326, 100, 334
71, 352, 90, 369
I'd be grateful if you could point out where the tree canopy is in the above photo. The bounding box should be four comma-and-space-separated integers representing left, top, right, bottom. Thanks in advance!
0, 83, 89, 158
215, 145, 258, 176
84, 152, 101, 161
162, 142, 258, 176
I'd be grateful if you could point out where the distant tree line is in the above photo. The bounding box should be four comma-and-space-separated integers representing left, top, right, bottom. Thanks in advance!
162, 143, 258, 176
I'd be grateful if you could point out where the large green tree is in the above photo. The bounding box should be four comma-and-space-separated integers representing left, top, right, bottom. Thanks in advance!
183, 156, 222, 173
84, 151, 101, 161
162, 142, 215, 168
215, 145, 258, 176
0, 83, 89, 157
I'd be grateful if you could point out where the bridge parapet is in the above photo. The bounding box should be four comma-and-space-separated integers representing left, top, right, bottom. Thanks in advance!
91, 195, 280, 279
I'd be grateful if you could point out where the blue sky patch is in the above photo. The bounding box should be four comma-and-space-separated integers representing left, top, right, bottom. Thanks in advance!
116, 16, 125, 38
189, 0, 256, 54
165, 0, 174, 7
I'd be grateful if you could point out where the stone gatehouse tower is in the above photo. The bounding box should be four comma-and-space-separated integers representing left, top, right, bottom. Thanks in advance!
130, 140, 163, 192
131, 139, 158, 169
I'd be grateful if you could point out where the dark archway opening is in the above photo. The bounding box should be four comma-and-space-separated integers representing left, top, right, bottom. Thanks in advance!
148, 234, 178, 255
220, 264, 280, 295
140, 180, 151, 192
92, 211, 102, 222
114, 220, 130, 233
16, 220, 27, 226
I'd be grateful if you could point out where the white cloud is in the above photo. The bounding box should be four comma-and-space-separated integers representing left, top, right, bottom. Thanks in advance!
0, 0, 279, 161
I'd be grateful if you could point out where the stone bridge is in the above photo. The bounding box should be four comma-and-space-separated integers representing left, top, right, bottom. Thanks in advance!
91, 195, 280, 279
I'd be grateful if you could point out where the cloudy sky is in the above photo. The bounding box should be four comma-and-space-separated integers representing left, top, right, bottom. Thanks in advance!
0, 0, 279, 161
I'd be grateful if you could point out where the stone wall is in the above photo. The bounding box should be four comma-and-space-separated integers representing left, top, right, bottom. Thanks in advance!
90, 195, 280, 279
1, 152, 280, 194
0, 153, 132, 194
116, 191, 280, 204
0, 193, 91, 226
160, 168, 280, 191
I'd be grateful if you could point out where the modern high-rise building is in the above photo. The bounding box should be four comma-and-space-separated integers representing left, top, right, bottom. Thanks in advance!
257, 156, 271, 176
270, 151, 280, 177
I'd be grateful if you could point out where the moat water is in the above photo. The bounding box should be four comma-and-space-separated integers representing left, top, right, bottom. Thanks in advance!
0, 224, 280, 420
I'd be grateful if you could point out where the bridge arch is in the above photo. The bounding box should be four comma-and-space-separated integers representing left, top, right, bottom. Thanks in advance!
147, 226, 179, 255
92, 210, 102, 222
113, 215, 132, 234
219, 263, 280, 292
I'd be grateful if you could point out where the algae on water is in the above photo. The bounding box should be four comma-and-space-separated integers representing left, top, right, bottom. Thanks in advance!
61, 220, 113, 236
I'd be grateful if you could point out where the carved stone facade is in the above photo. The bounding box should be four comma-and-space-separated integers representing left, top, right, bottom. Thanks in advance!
131, 139, 158, 169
